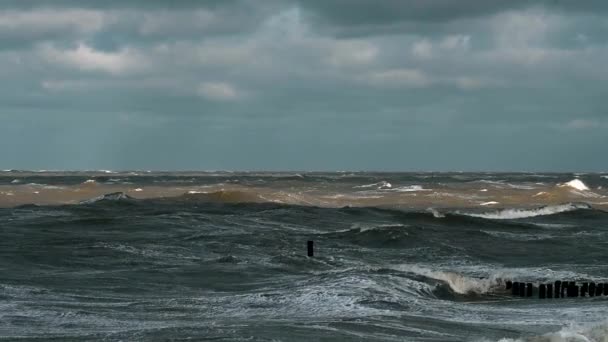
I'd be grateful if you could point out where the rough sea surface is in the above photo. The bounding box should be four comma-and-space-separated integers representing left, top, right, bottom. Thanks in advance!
1, 171, 607, 341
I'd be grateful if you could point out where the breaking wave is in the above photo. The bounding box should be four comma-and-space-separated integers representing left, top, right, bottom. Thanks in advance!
398, 265, 506, 295
80, 192, 134, 204
497, 321, 608, 342
460, 203, 592, 220
559, 179, 589, 191
175, 190, 268, 204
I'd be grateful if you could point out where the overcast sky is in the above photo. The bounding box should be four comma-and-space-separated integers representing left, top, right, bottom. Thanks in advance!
1, 1, 607, 171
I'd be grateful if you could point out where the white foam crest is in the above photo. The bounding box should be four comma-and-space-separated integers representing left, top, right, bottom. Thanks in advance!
10, 179, 21, 184
426, 208, 445, 218
560, 179, 590, 191
461, 203, 590, 220
396, 265, 505, 295
79, 192, 132, 204
392, 185, 430, 192
351, 222, 408, 233
354, 181, 392, 189
480, 201, 499, 206
507, 183, 537, 190
496, 321, 608, 342
82, 179, 97, 185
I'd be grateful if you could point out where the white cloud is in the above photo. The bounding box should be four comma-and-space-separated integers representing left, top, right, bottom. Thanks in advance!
366, 69, 431, 88
412, 39, 433, 59
327, 40, 378, 66
40, 43, 147, 75
439, 35, 471, 50
197, 82, 240, 101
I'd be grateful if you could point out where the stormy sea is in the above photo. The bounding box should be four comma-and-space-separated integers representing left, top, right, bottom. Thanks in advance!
1, 171, 607, 341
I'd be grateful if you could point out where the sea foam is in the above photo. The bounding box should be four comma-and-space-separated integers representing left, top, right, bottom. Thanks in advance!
560, 179, 589, 191
461, 203, 591, 220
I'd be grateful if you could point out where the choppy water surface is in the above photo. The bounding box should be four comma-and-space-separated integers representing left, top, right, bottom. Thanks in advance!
1, 171, 607, 341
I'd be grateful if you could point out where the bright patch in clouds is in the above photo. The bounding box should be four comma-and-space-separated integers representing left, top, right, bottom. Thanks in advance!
41, 43, 147, 74
197, 82, 240, 101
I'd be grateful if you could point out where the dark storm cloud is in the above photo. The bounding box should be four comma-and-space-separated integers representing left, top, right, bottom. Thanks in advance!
294, 0, 608, 36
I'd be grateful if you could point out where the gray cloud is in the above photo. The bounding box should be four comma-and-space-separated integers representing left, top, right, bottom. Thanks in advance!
0, 1, 606, 171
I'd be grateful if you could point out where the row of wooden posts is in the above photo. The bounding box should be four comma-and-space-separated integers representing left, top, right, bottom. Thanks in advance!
506, 281, 608, 298
306, 241, 606, 300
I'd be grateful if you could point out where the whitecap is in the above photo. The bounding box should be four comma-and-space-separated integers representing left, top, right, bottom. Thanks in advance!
396, 265, 504, 295
10, 179, 21, 184
80, 192, 133, 204
354, 181, 392, 189
460, 203, 590, 220
426, 208, 445, 218
559, 179, 589, 191
392, 185, 430, 192
497, 321, 608, 342
479, 201, 499, 206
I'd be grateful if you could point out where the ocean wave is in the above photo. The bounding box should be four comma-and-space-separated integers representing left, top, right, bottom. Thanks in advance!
397, 265, 505, 295
559, 179, 589, 191
176, 190, 267, 204
460, 203, 591, 220
354, 181, 392, 189
496, 320, 608, 342
480, 201, 499, 206
391, 185, 431, 192
79, 192, 134, 204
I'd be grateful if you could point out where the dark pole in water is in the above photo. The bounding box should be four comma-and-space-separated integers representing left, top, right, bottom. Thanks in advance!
582, 283, 589, 297
560, 281, 567, 298
512, 282, 520, 296
506, 281, 513, 290
539, 284, 546, 299
307, 240, 314, 257
526, 283, 533, 297
555, 281, 561, 298
547, 284, 553, 298
519, 283, 526, 297
595, 283, 603, 296
589, 283, 596, 297
604, 283, 608, 296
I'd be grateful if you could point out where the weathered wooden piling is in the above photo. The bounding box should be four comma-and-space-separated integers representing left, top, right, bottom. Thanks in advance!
568, 282, 576, 297
582, 282, 589, 297
547, 284, 553, 298
539, 284, 546, 299
512, 282, 520, 295
604, 283, 608, 296
307, 240, 314, 257
596, 283, 603, 296
506, 281, 513, 290
589, 283, 596, 297
526, 283, 533, 297
519, 282, 526, 297
555, 281, 562, 298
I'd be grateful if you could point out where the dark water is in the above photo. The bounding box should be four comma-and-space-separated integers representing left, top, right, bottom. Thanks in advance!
1, 172, 607, 341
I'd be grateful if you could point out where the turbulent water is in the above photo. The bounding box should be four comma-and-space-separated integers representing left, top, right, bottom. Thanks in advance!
1, 171, 608, 341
